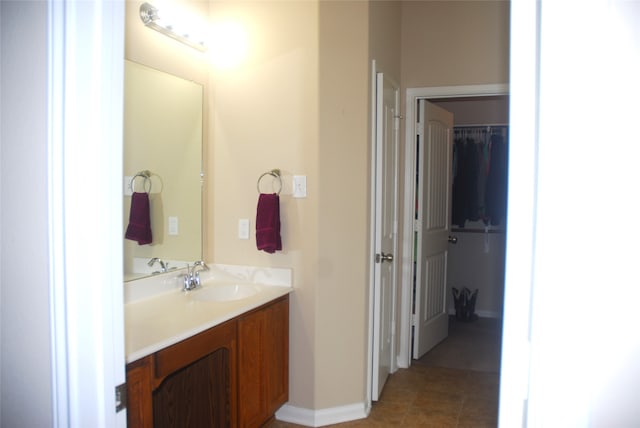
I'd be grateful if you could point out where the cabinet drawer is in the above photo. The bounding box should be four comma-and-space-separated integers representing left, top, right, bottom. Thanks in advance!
154, 319, 236, 379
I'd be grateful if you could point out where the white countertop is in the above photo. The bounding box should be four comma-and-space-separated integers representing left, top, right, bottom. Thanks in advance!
124, 264, 292, 363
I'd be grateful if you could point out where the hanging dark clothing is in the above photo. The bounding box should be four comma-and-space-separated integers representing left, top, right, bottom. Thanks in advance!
451, 139, 465, 226
452, 138, 480, 227
485, 133, 508, 226
451, 127, 508, 228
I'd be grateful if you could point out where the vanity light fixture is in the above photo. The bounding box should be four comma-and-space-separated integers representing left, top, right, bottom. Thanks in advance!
139, 2, 207, 52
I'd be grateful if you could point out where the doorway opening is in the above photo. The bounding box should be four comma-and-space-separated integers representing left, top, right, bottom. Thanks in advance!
399, 85, 509, 370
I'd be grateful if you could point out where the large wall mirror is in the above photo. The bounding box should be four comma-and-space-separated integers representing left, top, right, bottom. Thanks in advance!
123, 60, 203, 281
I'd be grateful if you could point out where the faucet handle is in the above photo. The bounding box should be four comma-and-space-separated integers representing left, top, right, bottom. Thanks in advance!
183, 273, 192, 291
193, 260, 209, 271
148, 257, 168, 272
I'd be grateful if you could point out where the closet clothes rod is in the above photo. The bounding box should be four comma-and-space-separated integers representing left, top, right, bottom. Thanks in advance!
451, 227, 505, 234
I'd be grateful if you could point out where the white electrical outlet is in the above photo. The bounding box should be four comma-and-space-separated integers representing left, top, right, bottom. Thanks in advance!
238, 219, 250, 239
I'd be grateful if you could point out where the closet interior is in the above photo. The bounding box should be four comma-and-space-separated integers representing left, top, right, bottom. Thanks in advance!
433, 96, 509, 320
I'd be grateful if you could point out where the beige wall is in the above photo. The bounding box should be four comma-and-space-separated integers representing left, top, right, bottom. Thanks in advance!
209, 0, 397, 411
209, 0, 402, 411
434, 96, 509, 126
208, 0, 321, 408
370, 1, 402, 79
317, 0, 370, 408
397, 0, 510, 332
401, 1, 510, 88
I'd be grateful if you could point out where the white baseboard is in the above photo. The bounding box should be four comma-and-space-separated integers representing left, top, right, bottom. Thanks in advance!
475, 309, 502, 319
275, 402, 369, 427
448, 308, 502, 319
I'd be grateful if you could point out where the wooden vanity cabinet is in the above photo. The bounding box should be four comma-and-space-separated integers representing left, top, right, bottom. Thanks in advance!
126, 318, 237, 428
126, 295, 289, 428
237, 296, 289, 427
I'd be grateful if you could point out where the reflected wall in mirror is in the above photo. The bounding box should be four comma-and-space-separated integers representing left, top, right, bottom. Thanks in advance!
124, 60, 203, 281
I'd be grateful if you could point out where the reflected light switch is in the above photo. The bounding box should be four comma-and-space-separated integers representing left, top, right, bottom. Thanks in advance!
169, 216, 179, 235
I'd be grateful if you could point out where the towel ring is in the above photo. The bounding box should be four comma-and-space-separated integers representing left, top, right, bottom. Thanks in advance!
130, 170, 152, 194
257, 169, 282, 195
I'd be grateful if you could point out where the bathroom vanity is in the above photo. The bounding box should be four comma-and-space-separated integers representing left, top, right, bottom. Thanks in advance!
124, 265, 291, 427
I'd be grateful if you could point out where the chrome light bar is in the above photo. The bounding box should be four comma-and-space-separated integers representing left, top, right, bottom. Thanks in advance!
139, 2, 207, 52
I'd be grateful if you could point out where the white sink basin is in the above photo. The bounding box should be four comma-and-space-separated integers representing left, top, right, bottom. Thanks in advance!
190, 283, 263, 302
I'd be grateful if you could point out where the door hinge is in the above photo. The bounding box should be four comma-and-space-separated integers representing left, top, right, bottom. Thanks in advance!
416, 122, 424, 135
115, 382, 127, 413
412, 313, 418, 326
394, 115, 401, 131
413, 219, 421, 232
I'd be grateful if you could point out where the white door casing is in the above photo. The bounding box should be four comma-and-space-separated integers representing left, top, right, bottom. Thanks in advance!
49, 1, 126, 425
412, 100, 453, 360
398, 84, 509, 369
371, 72, 399, 401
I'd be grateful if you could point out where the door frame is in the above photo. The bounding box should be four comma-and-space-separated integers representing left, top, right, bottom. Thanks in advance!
398, 84, 509, 368
48, 0, 126, 425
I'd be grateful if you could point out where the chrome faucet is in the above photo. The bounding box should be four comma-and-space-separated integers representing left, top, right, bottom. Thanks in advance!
192, 260, 209, 273
183, 260, 209, 291
148, 257, 168, 273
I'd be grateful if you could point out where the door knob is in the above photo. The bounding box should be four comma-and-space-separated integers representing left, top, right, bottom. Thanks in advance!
375, 252, 394, 263
448, 235, 458, 244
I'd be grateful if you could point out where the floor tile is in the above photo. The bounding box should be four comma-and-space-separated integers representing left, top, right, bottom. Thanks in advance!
270, 317, 501, 428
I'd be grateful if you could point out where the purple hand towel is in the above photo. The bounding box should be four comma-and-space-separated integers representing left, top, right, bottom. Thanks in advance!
125, 192, 152, 245
256, 193, 282, 253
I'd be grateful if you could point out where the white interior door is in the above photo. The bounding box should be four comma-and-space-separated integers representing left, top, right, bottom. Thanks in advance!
412, 100, 453, 360
372, 72, 399, 400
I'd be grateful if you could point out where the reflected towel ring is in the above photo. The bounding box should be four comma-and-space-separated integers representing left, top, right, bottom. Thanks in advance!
130, 170, 152, 194
257, 169, 282, 194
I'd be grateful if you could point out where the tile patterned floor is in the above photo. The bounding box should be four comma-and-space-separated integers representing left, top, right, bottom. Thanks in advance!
269, 364, 499, 428
270, 318, 501, 427
415, 317, 502, 373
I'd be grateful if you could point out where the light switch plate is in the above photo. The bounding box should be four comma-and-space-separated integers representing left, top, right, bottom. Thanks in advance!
293, 175, 307, 198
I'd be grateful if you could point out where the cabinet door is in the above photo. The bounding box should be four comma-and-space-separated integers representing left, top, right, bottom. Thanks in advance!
238, 306, 267, 427
266, 296, 289, 415
153, 349, 231, 428
238, 296, 289, 427
126, 356, 154, 428
126, 320, 238, 428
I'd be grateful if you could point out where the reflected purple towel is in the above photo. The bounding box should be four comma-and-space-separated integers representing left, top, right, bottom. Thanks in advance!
256, 193, 282, 253
125, 192, 152, 245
